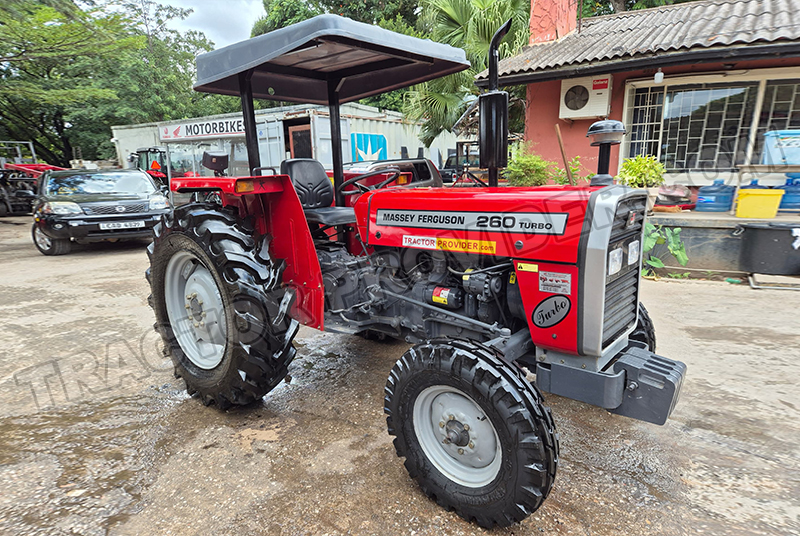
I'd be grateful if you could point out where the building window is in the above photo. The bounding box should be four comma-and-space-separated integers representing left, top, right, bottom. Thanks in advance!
625, 74, 800, 175
660, 83, 758, 171
752, 80, 800, 162
627, 87, 664, 159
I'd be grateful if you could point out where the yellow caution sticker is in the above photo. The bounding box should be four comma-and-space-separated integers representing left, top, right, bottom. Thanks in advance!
462, 268, 474, 281
435, 237, 497, 254
516, 262, 539, 273
509, 273, 517, 284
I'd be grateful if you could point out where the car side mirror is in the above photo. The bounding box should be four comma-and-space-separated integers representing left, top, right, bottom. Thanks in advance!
160, 184, 169, 195
14, 189, 35, 199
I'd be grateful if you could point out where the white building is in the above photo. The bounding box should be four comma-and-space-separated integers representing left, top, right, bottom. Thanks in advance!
111, 103, 456, 177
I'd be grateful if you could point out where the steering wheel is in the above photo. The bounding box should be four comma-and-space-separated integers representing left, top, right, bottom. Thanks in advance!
336, 167, 402, 196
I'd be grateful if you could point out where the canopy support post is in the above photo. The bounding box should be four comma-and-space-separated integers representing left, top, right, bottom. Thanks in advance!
238, 69, 261, 175
328, 79, 344, 207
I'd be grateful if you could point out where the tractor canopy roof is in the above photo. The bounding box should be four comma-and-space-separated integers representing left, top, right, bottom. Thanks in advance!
194, 14, 470, 105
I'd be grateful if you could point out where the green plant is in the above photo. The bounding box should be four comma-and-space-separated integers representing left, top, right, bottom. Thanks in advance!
505, 143, 561, 186
642, 222, 688, 275
667, 272, 690, 279
617, 154, 666, 188
553, 156, 593, 185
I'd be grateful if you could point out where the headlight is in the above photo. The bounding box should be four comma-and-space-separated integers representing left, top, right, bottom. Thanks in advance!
608, 247, 623, 276
149, 195, 169, 210
42, 201, 83, 215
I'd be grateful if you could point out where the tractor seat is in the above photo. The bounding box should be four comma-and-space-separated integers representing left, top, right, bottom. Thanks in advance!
280, 158, 356, 226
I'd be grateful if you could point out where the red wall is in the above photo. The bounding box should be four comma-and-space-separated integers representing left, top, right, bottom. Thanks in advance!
524, 57, 800, 177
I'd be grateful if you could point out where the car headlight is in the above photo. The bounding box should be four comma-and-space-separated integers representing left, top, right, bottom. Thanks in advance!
149, 195, 169, 210
42, 201, 83, 215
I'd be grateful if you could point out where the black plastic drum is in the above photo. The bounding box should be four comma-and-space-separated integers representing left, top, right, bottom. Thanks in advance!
739, 223, 800, 275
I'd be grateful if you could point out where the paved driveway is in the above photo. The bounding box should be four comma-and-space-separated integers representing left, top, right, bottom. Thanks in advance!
0, 214, 797, 535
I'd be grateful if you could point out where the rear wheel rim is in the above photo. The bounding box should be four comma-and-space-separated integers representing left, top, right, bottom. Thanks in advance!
413, 385, 502, 488
164, 250, 227, 369
34, 227, 52, 250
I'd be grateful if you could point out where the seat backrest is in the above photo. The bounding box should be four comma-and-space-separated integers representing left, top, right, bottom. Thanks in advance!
280, 158, 333, 209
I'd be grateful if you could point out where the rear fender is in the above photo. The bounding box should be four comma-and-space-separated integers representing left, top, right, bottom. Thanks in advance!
176, 175, 323, 329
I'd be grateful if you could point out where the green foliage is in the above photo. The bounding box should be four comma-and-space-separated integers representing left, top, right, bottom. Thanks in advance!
617, 154, 666, 188
582, 0, 703, 17
505, 143, 560, 186
642, 222, 688, 275
251, 0, 322, 37
0, 1, 239, 164
553, 156, 592, 185
403, 0, 530, 146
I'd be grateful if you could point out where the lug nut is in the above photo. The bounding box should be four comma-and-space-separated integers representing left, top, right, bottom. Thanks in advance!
201, 311, 206, 317
468, 442, 474, 449
448, 415, 455, 421
457, 448, 464, 455
439, 421, 445, 428
199, 321, 205, 328
463, 424, 470, 431
193, 322, 199, 328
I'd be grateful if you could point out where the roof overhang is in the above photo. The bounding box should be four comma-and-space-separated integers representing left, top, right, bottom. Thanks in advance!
195, 14, 470, 105
476, 42, 800, 88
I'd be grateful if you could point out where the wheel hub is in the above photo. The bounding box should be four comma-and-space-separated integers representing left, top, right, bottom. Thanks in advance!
413, 386, 501, 487
164, 251, 227, 370
443, 419, 470, 447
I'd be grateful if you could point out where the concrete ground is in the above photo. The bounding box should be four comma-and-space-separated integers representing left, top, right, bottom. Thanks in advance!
0, 214, 798, 536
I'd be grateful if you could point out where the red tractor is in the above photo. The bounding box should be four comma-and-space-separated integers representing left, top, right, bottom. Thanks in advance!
147, 16, 685, 528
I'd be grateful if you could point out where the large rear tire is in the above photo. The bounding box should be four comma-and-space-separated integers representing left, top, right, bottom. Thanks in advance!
384, 339, 559, 528
630, 302, 656, 352
147, 203, 298, 409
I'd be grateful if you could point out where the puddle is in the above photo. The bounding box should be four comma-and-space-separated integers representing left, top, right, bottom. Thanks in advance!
0, 392, 184, 535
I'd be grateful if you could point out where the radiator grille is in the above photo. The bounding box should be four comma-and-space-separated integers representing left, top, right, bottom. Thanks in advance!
81, 202, 148, 215
602, 197, 646, 348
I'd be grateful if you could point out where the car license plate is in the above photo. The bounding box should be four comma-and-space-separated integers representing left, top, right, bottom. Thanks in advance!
99, 221, 145, 230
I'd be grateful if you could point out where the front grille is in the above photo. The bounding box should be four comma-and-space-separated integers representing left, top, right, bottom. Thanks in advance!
81, 202, 148, 215
602, 196, 646, 348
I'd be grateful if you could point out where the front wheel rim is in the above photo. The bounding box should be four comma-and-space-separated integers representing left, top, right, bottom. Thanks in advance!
164, 250, 228, 369
34, 227, 52, 250
413, 385, 502, 488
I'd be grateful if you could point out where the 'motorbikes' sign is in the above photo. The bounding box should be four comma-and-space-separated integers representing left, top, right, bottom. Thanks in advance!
159, 117, 246, 141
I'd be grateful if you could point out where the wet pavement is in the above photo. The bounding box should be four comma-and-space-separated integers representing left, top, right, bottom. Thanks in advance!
0, 214, 798, 536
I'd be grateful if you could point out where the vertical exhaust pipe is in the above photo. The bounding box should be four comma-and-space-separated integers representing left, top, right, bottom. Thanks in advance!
480, 19, 512, 187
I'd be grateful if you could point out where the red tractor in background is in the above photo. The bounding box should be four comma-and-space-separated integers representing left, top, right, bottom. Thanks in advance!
147, 16, 685, 528
132, 146, 169, 186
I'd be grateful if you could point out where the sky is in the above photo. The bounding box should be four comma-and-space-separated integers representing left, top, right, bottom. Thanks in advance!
163, 0, 266, 48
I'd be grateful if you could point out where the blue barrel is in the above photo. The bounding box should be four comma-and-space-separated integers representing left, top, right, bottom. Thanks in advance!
696, 180, 735, 212
741, 179, 768, 189
778, 179, 800, 210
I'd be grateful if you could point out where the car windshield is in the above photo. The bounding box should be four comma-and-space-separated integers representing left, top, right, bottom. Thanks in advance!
445, 155, 480, 168
47, 172, 154, 196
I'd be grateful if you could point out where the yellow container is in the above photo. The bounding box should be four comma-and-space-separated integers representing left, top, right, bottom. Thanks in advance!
735, 189, 785, 218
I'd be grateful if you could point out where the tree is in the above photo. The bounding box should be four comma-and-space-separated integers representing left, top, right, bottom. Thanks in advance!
251, 0, 321, 37
403, 0, 530, 146
0, 3, 139, 164
0, 1, 237, 164
583, 0, 701, 17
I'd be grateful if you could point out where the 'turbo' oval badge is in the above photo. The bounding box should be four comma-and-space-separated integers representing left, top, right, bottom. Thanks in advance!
532, 295, 571, 328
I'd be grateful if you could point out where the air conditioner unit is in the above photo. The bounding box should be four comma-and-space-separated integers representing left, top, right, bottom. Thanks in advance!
559, 75, 613, 120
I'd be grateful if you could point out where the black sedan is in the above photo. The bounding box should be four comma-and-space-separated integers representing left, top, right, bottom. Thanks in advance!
32, 169, 171, 256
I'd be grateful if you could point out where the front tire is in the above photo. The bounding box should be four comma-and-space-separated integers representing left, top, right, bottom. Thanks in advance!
384, 339, 559, 528
630, 302, 656, 351
147, 203, 298, 409
32, 225, 71, 255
